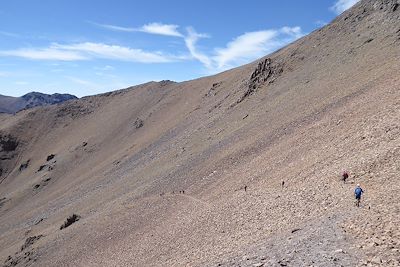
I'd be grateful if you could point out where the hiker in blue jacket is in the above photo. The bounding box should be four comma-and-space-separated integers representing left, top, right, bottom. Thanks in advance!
354, 184, 364, 207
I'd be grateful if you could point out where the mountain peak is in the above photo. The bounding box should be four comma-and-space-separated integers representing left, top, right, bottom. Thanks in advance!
0, 92, 77, 114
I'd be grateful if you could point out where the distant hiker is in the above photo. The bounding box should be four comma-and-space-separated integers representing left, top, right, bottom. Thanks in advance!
354, 184, 364, 207
182, 190, 185, 194
342, 170, 349, 183
281, 181, 285, 188
244, 185, 247, 192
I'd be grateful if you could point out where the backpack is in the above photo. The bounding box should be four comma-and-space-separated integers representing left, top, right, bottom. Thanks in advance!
355, 187, 362, 196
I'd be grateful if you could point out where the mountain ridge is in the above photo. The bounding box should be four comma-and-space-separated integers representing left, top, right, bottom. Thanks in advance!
0, 92, 77, 114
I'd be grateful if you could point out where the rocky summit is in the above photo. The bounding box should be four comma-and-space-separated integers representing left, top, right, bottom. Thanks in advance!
0, 0, 399, 266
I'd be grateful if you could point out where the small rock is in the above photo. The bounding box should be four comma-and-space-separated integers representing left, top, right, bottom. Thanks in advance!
253, 263, 264, 267
133, 118, 144, 129
46, 154, 55, 161
370, 256, 382, 264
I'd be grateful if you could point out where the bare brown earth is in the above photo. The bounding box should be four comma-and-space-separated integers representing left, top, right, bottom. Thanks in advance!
1, 0, 400, 266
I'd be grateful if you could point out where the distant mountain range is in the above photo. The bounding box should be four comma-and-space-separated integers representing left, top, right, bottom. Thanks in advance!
0, 92, 78, 114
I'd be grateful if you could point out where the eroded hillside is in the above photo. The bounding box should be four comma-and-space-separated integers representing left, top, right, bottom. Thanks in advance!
0, 0, 399, 266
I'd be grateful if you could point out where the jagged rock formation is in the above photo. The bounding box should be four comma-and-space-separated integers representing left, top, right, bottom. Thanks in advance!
249, 58, 283, 90
236, 58, 283, 105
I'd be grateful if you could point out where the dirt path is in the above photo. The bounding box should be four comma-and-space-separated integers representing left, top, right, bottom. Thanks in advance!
177, 194, 213, 208
216, 211, 362, 267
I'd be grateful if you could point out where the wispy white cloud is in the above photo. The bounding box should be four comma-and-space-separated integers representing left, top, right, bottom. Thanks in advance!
184, 26, 304, 72
92, 21, 183, 37
90, 22, 135, 32
0, 42, 175, 63
280, 26, 303, 38
0, 47, 87, 61
184, 27, 212, 68
2, 21, 303, 74
54, 42, 172, 63
331, 0, 360, 14
139, 23, 183, 37
89, 21, 303, 71
214, 30, 279, 70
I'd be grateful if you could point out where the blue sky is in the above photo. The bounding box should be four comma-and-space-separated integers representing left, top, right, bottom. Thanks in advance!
0, 0, 359, 97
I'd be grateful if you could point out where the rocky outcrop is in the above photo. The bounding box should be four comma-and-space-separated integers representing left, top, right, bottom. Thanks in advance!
0, 134, 19, 180
235, 58, 283, 105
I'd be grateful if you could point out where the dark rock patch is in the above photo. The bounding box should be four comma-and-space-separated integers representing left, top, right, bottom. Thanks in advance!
21, 235, 43, 251
34, 218, 45, 225
46, 154, 55, 161
60, 214, 81, 230
159, 80, 176, 87
56, 102, 93, 120
19, 160, 30, 171
3, 234, 44, 267
4, 254, 22, 267
3, 250, 38, 267
205, 82, 222, 97
37, 165, 47, 172
291, 228, 302, 233
0, 197, 8, 208
133, 118, 144, 129
33, 177, 52, 190
392, 3, 399, 12
364, 38, 374, 44
0, 135, 18, 152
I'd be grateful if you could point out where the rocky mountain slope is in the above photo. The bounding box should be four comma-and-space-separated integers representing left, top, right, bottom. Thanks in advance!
0, 92, 77, 114
0, 0, 399, 266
